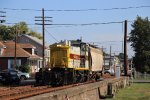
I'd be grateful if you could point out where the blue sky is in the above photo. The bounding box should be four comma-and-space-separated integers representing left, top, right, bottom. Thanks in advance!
1, 0, 150, 57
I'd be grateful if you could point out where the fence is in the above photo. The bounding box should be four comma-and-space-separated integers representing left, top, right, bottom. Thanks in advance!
134, 71, 150, 80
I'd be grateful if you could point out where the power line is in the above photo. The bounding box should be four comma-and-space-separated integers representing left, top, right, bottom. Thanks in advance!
0, 5, 150, 12
4, 21, 123, 26
87, 41, 123, 45
45, 6, 150, 12
4, 22, 35, 25
0, 8, 40, 11
53, 21, 123, 26
45, 28, 59, 42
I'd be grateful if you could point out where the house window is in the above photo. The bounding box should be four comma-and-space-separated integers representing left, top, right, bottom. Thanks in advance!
8, 59, 21, 69
48, 50, 50, 56
32, 48, 35, 55
45, 50, 47, 57
38, 60, 42, 68
45, 50, 50, 57
35, 51, 38, 55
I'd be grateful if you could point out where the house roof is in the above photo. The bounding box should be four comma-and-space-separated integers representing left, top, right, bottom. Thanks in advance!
21, 34, 49, 48
0, 41, 41, 59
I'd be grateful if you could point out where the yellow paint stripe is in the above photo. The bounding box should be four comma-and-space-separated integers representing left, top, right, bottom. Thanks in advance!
75, 68, 89, 70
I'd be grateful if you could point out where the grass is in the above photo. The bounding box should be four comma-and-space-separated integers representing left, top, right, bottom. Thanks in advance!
107, 83, 150, 100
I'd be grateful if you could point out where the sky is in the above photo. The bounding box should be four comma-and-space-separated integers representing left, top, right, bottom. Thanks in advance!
1, 0, 150, 58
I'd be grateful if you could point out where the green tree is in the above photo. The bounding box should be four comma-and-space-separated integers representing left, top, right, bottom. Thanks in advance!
29, 30, 42, 40
129, 16, 150, 73
0, 22, 42, 40
18, 64, 31, 73
0, 25, 15, 40
13, 22, 29, 34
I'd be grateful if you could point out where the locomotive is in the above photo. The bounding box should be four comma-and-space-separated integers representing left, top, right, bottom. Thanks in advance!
35, 39, 104, 86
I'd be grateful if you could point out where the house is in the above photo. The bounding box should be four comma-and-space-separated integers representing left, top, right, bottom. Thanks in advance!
0, 41, 42, 73
103, 55, 121, 75
17, 34, 50, 67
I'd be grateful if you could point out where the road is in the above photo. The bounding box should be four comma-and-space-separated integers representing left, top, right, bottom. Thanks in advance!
20, 79, 35, 85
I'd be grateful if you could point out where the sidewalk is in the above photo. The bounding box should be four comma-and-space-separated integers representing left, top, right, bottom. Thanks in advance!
133, 79, 150, 83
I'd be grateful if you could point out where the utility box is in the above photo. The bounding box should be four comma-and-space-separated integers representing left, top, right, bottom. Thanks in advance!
115, 66, 120, 78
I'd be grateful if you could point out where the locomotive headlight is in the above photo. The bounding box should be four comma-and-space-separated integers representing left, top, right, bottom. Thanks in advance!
48, 68, 51, 71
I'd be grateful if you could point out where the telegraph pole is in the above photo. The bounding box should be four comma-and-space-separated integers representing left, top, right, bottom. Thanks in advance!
35, 8, 52, 68
14, 25, 20, 69
102, 46, 105, 67
124, 20, 128, 76
109, 46, 112, 68
14, 26, 18, 68
102, 46, 106, 76
42, 8, 45, 68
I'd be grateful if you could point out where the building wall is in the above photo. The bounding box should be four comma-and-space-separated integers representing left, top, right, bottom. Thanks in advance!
18, 35, 50, 66
0, 57, 27, 70
0, 58, 8, 70
18, 36, 43, 57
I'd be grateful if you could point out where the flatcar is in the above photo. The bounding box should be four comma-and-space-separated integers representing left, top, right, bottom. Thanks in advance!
35, 39, 104, 86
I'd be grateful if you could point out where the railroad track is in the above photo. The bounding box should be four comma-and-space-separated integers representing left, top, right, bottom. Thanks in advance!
0, 82, 94, 100
0, 74, 113, 100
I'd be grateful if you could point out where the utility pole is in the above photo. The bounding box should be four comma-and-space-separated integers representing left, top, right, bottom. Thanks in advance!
122, 38, 124, 53
102, 46, 105, 67
109, 46, 112, 68
35, 8, 52, 68
114, 53, 116, 76
124, 20, 128, 76
14, 26, 18, 68
102, 46, 106, 76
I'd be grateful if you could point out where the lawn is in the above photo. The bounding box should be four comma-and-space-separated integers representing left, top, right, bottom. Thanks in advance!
107, 83, 150, 100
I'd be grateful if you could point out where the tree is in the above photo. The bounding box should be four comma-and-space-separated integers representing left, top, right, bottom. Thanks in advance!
18, 64, 31, 73
13, 22, 29, 34
0, 25, 15, 40
128, 16, 150, 73
118, 53, 124, 59
0, 22, 42, 40
29, 30, 42, 40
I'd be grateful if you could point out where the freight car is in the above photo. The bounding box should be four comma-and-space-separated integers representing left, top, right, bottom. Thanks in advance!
35, 39, 104, 86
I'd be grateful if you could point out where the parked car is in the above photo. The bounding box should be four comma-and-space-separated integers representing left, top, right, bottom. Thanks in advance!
1, 69, 30, 81
104, 68, 115, 75
16, 70, 30, 80
0, 70, 20, 85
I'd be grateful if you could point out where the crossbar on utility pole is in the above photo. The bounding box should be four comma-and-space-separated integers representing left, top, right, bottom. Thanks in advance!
0, 11, 6, 23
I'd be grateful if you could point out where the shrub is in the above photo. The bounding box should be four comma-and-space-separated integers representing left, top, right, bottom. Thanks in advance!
18, 64, 30, 73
